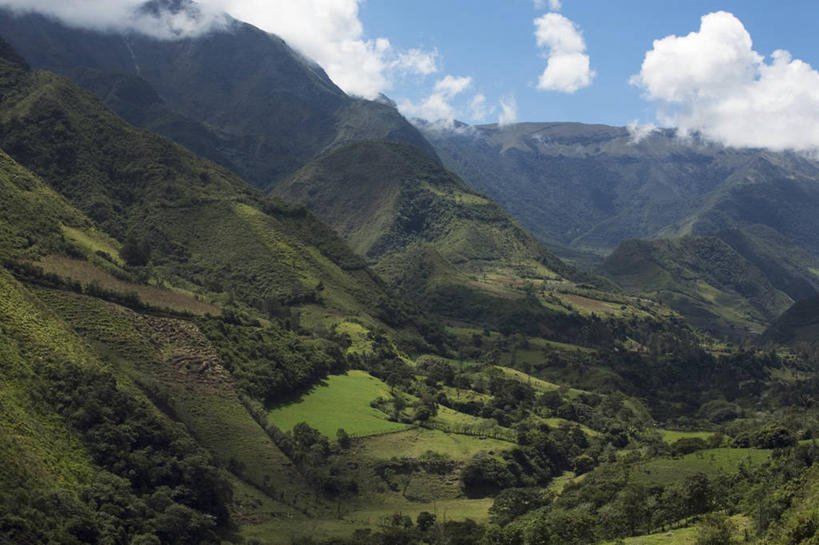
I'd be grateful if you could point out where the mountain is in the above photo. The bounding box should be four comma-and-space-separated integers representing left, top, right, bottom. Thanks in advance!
601, 236, 794, 337
273, 139, 604, 333
0, 35, 451, 542
601, 225, 819, 337
0, 38, 431, 333
762, 295, 819, 345
420, 122, 819, 260
0, 10, 632, 340
2, 24, 819, 545
0, 7, 436, 190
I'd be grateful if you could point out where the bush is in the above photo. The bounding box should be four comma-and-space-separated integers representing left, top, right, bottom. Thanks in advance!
694, 513, 735, 545
461, 455, 518, 498
119, 234, 151, 266
671, 437, 709, 456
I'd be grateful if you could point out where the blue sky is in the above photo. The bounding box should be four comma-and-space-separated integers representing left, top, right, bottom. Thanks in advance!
359, 0, 819, 127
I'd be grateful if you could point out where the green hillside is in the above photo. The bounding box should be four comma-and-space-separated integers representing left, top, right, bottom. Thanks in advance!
762, 295, 819, 345
0, 43, 437, 348
714, 225, 819, 302
1, 22, 819, 545
274, 140, 608, 334
0, 265, 236, 544
602, 236, 793, 337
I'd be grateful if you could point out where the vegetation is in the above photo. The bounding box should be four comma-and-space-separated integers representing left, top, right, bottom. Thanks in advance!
0, 30, 818, 545
602, 236, 794, 337
268, 371, 411, 437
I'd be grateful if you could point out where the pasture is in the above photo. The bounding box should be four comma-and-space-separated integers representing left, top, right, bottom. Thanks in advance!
268, 370, 410, 437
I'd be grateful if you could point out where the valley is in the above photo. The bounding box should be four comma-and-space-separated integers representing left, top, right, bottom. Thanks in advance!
0, 4, 817, 545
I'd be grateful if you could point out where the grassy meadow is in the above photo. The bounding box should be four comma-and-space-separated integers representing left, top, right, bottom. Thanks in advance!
268, 370, 410, 437
633, 448, 771, 486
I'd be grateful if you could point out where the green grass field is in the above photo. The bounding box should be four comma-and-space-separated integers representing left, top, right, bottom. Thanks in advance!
60, 225, 122, 264
541, 417, 601, 437
602, 514, 751, 545
357, 427, 512, 460
497, 366, 586, 398
431, 406, 516, 441
660, 429, 718, 443
268, 370, 410, 438
334, 320, 375, 356
633, 448, 771, 485
240, 497, 493, 545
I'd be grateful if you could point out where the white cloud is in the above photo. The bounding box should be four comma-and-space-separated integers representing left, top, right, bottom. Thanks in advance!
626, 120, 658, 143
206, 0, 441, 98
0, 0, 228, 39
498, 96, 518, 126
469, 94, 494, 122
398, 74, 472, 125
533, 0, 561, 10
632, 11, 819, 152
534, 12, 594, 93
434, 75, 472, 97
394, 48, 439, 76
0, 0, 438, 99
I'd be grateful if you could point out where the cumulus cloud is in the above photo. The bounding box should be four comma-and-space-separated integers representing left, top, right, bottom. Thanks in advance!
434, 75, 472, 97
632, 11, 819, 152
207, 0, 443, 98
394, 48, 439, 76
498, 96, 518, 126
534, 12, 594, 93
0, 0, 228, 39
398, 75, 472, 125
0, 0, 438, 99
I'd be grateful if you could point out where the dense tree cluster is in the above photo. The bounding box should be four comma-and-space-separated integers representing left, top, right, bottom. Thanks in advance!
0, 361, 232, 544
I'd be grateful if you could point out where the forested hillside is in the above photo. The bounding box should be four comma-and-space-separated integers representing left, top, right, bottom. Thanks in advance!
0, 7, 818, 545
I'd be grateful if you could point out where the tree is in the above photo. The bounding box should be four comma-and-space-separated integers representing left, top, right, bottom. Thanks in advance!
461, 455, 518, 497
694, 513, 735, 545
489, 488, 551, 526
573, 454, 595, 475
417, 511, 436, 532
336, 428, 351, 449
683, 473, 713, 517
119, 234, 151, 266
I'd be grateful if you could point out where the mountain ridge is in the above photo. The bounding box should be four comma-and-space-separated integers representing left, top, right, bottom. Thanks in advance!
421, 120, 819, 258
0, 8, 438, 189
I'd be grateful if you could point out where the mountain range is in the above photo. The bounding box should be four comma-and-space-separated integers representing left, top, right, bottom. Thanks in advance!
0, 7, 436, 190
421, 121, 819, 334
0, 5, 818, 545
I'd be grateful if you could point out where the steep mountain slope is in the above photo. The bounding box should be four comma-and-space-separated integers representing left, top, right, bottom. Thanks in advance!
421, 122, 819, 258
0, 36, 452, 541
714, 225, 819, 303
0, 43, 431, 342
3, 30, 819, 545
0, 7, 436, 190
600, 223, 819, 337
273, 140, 605, 333
602, 236, 794, 337
762, 295, 819, 345
276, 141, 570, 268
